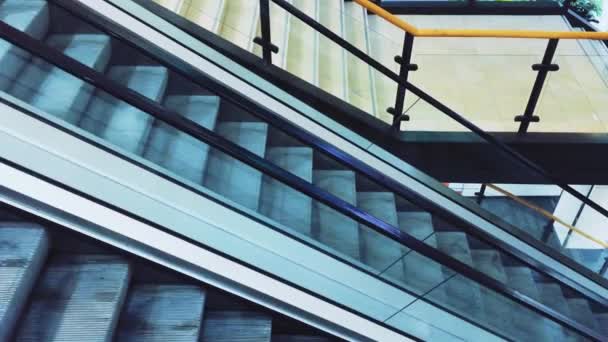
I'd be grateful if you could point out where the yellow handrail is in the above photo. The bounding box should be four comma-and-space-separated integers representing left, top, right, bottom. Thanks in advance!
354, 0, 608, 40
486, 184, 608, 248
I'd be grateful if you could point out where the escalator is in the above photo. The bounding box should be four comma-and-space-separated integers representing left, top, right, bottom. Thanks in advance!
0, 0, 608, 341
0, 203, 334, 341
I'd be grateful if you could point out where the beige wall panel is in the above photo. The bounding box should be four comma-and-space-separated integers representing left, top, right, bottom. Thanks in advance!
286, 0, 318, 85
182, 0, 224, 33
318, 0, 346, 99
218, 0, 259, 51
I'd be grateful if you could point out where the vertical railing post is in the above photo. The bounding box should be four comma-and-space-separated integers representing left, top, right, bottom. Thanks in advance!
515, 38, 559, 133
600, 257, 608, 276
475, 183, 487, 205
254, 0, 278, 64
388, 32, 417, 130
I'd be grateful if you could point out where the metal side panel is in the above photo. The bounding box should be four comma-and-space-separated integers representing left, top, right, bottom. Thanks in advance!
0, 94, 501, 341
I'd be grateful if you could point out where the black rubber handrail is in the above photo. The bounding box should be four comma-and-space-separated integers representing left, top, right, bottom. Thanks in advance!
0, 14, 603, 341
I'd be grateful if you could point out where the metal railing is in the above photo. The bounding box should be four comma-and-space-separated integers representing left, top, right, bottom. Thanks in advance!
252, 0, 608, 259
484, 183, 608, 275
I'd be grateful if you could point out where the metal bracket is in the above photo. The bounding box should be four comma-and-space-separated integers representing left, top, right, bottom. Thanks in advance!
514, 115, 540, 123
532, 63, 559, 72
394, 55, 418, 71
253, 37, 279, 54
387, 107, 410, 121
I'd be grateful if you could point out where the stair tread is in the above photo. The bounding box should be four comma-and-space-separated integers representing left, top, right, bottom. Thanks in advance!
357, 192, 404, 273
16, 254, 131, 342
201, 310, 272, 342
116, 284, 206, 342
435, 231, 474, 266
0, 0, 48, 91
204, 122, 268, 211
504, 266, 541, 299
272, 335, 334, 342
144, 94, 220, 184
312, 170, 360, 260
0, 223, 49, 342
397, 211, 434, 241
80, 65, 169, 155
11, 33, 111, 124
260, 147, 313, 236
566, 298, 599, 331
536, 282, 571, 317
470, 249, 507, 283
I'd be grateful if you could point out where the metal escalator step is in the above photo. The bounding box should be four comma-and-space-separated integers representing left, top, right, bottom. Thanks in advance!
116, 284, 206, 342
312, 170, 360, 261
11, 33, 111, 124
0, 0, 48, 91
0, 223, 49, 342
204, 122, 268, 211
16, 255, 131, 342
357, 192, 405, 273
260, 147, 313, 236
144, 95, 220, 184
201, 310, 272, 342
80, 65, 169, 155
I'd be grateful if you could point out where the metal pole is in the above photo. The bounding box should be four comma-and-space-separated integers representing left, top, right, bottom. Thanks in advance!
515, 38, 559, 133
254, 0, 278, 64
388, 32, 417, 130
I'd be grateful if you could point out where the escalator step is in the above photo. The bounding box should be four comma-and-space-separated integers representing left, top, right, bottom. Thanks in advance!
16, 255, 131, 341
116, 284, 206, 342
80, 65, 169, 155
536, 282, 571, 317
0, 223, 49, 342
260, 147, 313, 236
144, 95, 220, 184
0, 0, 48, 91
11, 33, 111, 124
201, 311, 272, 342
204, 122, 268, 211
566, 298, 598, 331
312, 170, 360, 261
386, 212, 444, 297
435, 232, 483, 318
272, 335, 334, 342
357, 192, 405, 273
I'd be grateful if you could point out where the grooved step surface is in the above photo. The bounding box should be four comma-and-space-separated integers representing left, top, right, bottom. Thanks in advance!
272, 335, 333, 342
144, 95, 220, 184
357, 192, 404, 273
567, 298, 598, 331
204, 122, 268, 211
260, 147, 313, 236
0, 0, 48, 91
11, 34, 111, 124
0, 223, 49, 342
312, 170, 360, 260
384, 211, 444, 296
435, 232, 483, 317
16, 255, 131, 342
116, 284, 206, 342
537, 283, 571, 318
201, 311, 272, 342
80, 66, 169, 155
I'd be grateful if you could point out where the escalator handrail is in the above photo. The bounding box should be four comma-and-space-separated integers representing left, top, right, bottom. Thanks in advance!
356, 0, 608, 39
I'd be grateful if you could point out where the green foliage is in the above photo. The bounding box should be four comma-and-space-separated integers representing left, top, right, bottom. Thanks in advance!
562, 0, 602, 20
